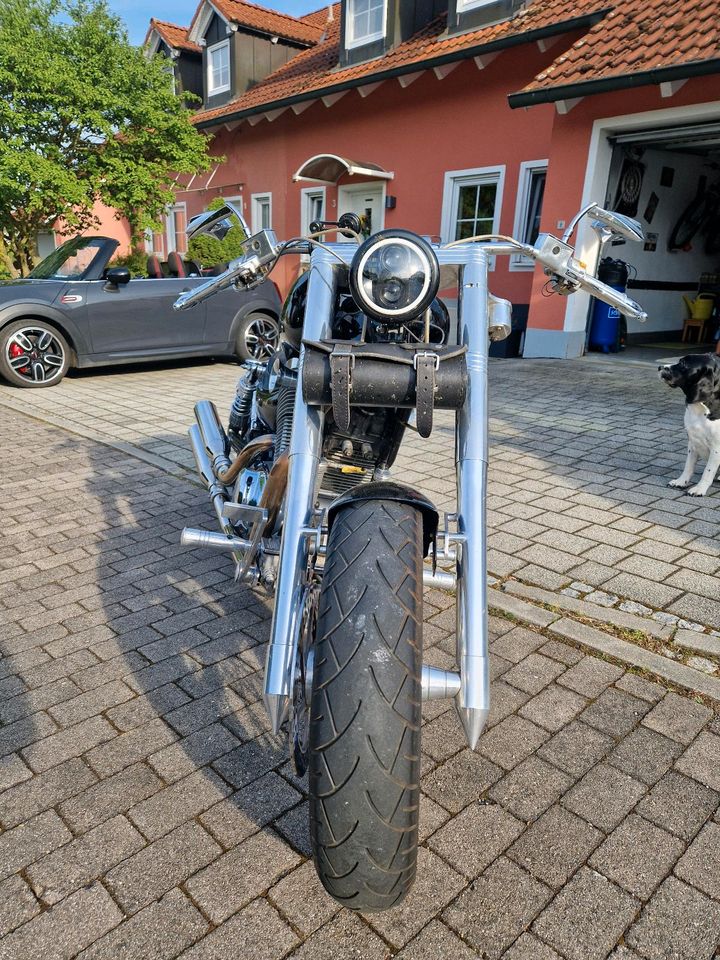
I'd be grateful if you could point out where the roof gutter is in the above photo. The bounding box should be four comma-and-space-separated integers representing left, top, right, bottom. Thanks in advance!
195, 10, 610, 130
509, 57, 720, 108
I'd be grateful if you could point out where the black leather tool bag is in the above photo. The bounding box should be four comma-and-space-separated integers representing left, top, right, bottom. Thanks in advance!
301, 340, 468, 438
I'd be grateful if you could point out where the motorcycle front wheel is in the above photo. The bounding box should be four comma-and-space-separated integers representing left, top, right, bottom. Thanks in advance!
308, 498, 423, 912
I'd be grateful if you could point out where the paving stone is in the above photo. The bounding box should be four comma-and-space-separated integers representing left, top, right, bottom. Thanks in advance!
422, 708, 470, 761
0, 874, 41, 936
486, 681, 532, 730
0, 711, 58, 759
26, 814, 145, 904
637, 770, 719, 840
0, 882, 123, 960
673, 629, 720, 657
0, 809, 73, 881
274, 800, 312, 857
537, 720, 614, 778
284, 911, 389, 960
47, 680, 134, 727
589, 813, 684, 899
615, 673, 666, 704
499, 932, 570, 960
269, 860, 341, 937
625, 876, 720, 960
443, 857, 552, 960
579, 687, 650, 739
490, 627, 547, 664
185, 828, 300, 925
674, 821, 720, 898
363, 848, 466, 948
489, 756, 573, 822
428, 801, 525, 879
200, 772, 302, 848
508, 805, 603, 889
394, 920, 481, 960
668, 593, 720, 631
478, 715, 550, 770
519, 684, 589, 733
675, 731, 720, 791
21, 715, 116, 773
0, 753, 32, 792
563, 763, 646, 832
76, 888, 208, 960
58, 762, 163, 833
641, 692, 713, 745
421, 749, 503, 814
538, 640, 585, 666
0, 756, 97, 829
607, 725, 683, 785
147, 722, 240, 783
418, 792, 450, 842
210, 736, 287, 790
105, 821, 222, 915
128, 769, 231, 840
532, 866, 639, 960
176, 902, 298, 960
557, 657, 625, 698
502, 654, 566, 695
85, 716, 178, 777
105, 684, 191, 731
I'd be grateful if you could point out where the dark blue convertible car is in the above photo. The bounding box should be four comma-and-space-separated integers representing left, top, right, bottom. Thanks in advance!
0, 235, 281, 388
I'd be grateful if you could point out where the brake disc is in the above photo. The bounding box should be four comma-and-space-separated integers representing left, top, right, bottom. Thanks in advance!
289, 582, 319, 777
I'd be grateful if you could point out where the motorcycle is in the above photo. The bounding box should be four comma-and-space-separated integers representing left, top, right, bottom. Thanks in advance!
173, 200, 646, 912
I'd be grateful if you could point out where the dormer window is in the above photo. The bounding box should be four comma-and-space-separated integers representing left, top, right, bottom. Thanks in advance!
347, 0, 387, 49
207, 39, 230, 95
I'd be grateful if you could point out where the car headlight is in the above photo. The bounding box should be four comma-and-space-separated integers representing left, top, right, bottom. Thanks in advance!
349, 230, 440, 323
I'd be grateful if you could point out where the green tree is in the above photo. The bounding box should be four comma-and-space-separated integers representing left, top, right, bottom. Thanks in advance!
0, 0, 214, 275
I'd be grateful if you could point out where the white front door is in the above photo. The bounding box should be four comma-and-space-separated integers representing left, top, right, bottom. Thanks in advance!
338, 181, 385, 239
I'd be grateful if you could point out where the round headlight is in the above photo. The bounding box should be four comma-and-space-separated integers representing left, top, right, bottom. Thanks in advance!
349, 230, 440, 323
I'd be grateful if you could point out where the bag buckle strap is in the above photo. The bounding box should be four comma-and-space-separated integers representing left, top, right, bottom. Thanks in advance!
329, 345, 354, 432
414, 351, 439, 438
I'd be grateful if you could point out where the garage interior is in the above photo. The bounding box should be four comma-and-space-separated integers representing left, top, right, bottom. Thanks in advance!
592, 121, 720, 358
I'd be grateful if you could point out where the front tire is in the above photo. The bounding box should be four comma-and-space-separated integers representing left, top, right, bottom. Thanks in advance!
0, 320, 70, 388
309, 499, 424, 912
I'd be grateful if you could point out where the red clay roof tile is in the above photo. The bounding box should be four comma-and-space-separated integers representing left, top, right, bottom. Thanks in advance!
519, 0, 720, 98
193, 0, 610, 126
205, 0, 324, 45
147, 19, 201, 53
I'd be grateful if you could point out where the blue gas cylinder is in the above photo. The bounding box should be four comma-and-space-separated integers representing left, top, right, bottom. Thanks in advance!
588, 259, 630, 353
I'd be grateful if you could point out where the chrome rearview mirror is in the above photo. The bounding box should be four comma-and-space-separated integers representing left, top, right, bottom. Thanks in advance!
562, 202, 644, 245
186, 200, 251, 243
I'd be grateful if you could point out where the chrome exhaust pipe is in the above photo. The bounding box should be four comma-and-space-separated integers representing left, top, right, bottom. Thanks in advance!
188, 424, 231, 534
195, 400, 232, 478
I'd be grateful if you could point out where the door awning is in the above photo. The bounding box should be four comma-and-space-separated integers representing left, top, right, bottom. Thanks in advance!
292, 154, 394, 185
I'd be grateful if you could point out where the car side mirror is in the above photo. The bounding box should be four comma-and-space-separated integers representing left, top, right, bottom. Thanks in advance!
105, 267, 131, 287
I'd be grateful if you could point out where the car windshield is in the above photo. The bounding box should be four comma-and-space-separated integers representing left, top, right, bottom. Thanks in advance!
28, 237, 107, 280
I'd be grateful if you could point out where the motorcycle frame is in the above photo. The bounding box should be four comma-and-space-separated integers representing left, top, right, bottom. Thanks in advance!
264, 240, 514, 749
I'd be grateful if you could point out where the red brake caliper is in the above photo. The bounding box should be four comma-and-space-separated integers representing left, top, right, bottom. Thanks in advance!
9, 342, 29, 374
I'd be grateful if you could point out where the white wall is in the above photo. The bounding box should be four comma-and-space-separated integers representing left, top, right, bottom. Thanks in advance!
605, 147, 720, 335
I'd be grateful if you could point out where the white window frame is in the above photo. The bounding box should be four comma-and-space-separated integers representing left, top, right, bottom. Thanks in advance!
207, 39, 230, 96
346, 0, 387, 49
251, 192, 272, 233
440, 165, 505, 268
165, 201, 187, 254
457, 0, 495, 10
300, 187, 326, 236
510, 159, 548, 271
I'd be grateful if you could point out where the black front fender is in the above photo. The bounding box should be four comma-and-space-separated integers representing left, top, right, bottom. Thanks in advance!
327, 481, 438, 557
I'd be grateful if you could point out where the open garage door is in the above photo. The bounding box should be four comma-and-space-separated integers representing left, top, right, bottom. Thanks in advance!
597, 121, 720, 358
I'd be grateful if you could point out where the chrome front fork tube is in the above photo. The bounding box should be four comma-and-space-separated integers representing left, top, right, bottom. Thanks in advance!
455, 252, 491, 749
263, 256, 336, 733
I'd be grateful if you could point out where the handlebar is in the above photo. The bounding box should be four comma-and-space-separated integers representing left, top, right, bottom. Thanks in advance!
173, 228, 648, 325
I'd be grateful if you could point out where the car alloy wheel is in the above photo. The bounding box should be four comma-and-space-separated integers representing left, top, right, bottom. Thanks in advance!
244, 315, 279, 360
6, 327, 66, 384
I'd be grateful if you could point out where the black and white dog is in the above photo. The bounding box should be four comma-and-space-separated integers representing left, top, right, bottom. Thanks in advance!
659, 353, 720, 497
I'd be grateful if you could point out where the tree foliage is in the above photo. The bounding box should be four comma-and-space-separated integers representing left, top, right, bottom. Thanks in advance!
0, 0, 214, 275
187, 197, 249, 268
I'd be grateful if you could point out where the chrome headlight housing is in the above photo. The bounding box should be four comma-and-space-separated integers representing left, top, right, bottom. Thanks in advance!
349, 230, 440, 323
